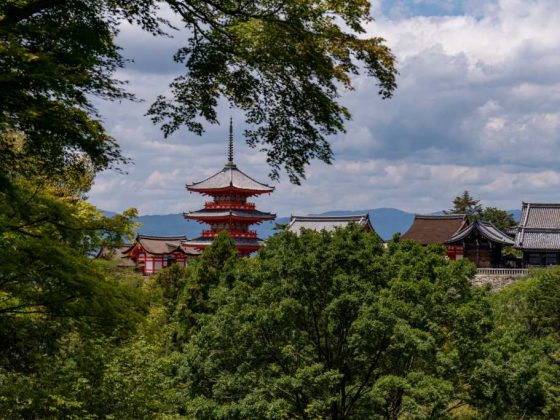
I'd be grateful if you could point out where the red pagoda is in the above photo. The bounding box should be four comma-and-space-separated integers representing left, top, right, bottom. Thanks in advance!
184, 119, 276, 256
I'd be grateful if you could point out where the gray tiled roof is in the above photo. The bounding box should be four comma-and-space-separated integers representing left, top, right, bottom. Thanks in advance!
519, 203, 560, 229
446, 220, 514, 245
287, 214, 374, 234
185, 209, 276, 220
515, 230, 560, 250
187, 163, 274, 194
135, 235, 186, 255
515, 203, 560, 250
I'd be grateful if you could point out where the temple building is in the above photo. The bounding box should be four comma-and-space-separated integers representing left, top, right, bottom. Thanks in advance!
287, 214, 377, 235
97, 235, 201, 275
514, 202, 560, 267
401, 214, 469, 260
445, 219, 514, 267
184, 120, 276, 256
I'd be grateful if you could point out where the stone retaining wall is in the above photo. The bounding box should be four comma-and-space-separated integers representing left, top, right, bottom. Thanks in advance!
471, 274, 523, 290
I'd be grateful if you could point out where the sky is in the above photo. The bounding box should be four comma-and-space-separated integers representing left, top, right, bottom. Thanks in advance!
89, 0, 560, 217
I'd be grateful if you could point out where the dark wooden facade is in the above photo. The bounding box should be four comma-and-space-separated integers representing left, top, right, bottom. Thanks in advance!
459, 238, 503, 268
445, 220, 514, 268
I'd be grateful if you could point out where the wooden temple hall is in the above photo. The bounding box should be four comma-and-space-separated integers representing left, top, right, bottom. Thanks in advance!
401, 214, 515, 268
399, 205, 560, 268
97, 235, 201, 276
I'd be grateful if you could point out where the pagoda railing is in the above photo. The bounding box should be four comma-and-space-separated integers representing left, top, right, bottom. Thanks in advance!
202, 229, 257, 239
204, 201, 256, 210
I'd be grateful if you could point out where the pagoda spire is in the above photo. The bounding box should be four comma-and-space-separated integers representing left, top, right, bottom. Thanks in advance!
227, 116, 234, 166
185, 118, 275, 257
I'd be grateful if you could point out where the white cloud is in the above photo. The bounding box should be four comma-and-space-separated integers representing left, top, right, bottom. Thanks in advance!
89, 0, 560, 217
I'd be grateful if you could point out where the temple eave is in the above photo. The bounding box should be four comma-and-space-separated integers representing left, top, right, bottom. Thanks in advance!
186, 185, 274, 196
184, 212, 275, 223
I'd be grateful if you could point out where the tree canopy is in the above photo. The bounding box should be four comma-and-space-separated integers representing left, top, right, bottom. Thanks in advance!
447, 191, 516, 230
448, 191, 482, 217
1, 0, 397, 183
175, 226, 492, 418
3, 224, 560, 417
1, 3, 396, 408
480, 207, 516, 231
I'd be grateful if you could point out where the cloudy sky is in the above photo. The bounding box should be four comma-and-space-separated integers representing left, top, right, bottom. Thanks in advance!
89, 0, 560, 217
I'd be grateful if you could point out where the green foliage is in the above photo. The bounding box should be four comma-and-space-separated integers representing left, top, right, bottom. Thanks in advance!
481, 207, 517, 231
172, 232, 240, 345
0, 298, 180, 419
2, 0, 396, 183
448, 192, 517, 231
0, 177, 144, 332
94, 305, 185, 419
4, 226, 560, 418
0, 0, 134, 178
177, 225, 492, 418
0, 165, 148, 417
2, 2, 396, 416
449, 190, 482, 217
473, 268, 560, 418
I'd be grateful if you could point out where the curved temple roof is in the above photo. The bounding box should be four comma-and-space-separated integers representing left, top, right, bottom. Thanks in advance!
401, 214, 468, 245
187, 164, 274, 194
514, 202, 560, 250
287, 214, 375, 234
445, 220, 514, 246
185, 208, 276, 221
125, 234, 200, 256
187, 119, 273, 194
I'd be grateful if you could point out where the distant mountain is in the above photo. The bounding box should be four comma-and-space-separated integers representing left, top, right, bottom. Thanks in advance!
132, 213, 289, 240
129, 207, 522, 242
309, 208, 416, 240
510, 209, 521, 221
132, 208, 414, 241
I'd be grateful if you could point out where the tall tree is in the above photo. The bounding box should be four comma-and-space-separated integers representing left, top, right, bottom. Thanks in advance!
0, 132, 146, 395
449, 190, 483, 216
1, 0, 396, 183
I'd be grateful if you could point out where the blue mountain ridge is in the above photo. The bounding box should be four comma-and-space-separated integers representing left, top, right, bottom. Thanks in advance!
129, 208, 521, 242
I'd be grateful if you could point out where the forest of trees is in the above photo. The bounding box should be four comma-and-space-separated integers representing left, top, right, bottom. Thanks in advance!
1, 228, 560, 418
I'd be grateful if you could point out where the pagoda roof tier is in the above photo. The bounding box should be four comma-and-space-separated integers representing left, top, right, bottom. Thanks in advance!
186, 236, 263, 252
187, 163, 274, 195
185, 208, 276, 222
